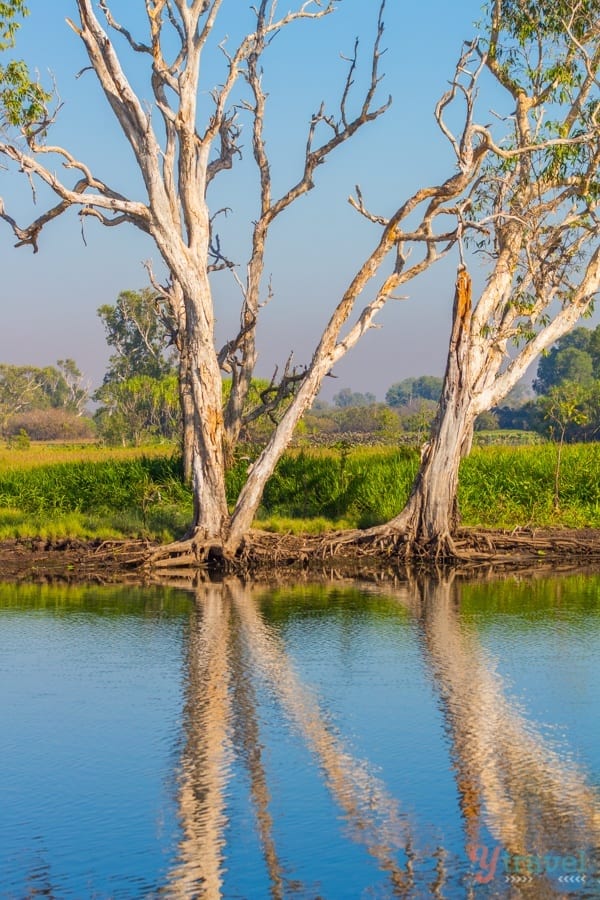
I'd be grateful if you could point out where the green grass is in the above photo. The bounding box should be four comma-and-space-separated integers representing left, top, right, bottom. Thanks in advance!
1, 440, 600, 540
0, 445, 191, 540
460, 443, 600, 528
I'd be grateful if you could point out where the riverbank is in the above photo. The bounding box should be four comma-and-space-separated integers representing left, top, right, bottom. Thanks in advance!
2, 442, 600, 545
3, 526, 600, 584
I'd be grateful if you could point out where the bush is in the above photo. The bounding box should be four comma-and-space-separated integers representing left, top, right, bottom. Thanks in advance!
6, 409, 96, 441
7, 428, 30, 450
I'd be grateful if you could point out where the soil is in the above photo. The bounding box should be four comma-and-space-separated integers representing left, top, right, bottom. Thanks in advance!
2, 527, 600, 584
0, 538, 156, 584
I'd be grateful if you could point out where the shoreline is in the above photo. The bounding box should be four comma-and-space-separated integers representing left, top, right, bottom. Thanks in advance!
2, 527, 600, 584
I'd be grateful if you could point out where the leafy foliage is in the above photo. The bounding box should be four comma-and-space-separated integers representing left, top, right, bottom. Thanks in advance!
534, 325, 600, 393
0, 58, 49, 127
0, 2, 50, 128
97, 289, 176, 384
94, 374, 180, 446
0, 360, 88, 434
0, 0, 28, 51
385, 376, 443, 407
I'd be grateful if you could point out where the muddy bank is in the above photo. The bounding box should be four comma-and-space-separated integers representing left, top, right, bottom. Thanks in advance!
0, 538, 155, 584
3, 527, 600, 584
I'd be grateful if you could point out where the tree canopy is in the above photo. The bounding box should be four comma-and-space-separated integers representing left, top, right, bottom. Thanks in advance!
97, 288, 176, 384
385, 376, 443, 408
534, 325, 600, 394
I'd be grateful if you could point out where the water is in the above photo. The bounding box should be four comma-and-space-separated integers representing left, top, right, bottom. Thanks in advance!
1, 574, 599, 898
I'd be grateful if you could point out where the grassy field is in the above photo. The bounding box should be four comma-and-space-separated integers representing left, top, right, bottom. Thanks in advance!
0, 440, 599, 541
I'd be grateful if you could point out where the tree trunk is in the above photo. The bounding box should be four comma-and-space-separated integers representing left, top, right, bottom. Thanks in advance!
178, 353, 195, 485
387, 268, 476, 555
394, 401, 475, 553
185, 339, 229, 543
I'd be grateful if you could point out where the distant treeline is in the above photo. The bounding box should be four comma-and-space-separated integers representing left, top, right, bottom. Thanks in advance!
2, 290, 600, 446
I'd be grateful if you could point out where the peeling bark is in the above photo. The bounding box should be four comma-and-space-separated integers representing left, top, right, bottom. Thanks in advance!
386, 270, 476, 555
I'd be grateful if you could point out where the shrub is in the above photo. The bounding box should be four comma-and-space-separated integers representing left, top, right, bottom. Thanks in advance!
6, 409, 95, 441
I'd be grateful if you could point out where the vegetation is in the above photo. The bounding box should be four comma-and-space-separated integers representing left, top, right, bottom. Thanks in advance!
0, 360, 91, 440
1, 442, 600, 542
2, 2, 599, 562
385, 376, 443, 408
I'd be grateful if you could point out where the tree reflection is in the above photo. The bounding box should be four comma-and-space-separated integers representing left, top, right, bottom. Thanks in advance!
229, 581, 414, 896
407, 575, 600, 895
162, 579, 415, 898
163, 587, 232, 898
161, 575, 600, 897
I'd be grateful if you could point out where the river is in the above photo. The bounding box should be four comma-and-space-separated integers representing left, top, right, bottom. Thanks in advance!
1, 572, 599, 898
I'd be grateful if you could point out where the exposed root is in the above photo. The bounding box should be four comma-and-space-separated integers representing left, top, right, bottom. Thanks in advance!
146, 536, 232, 573
3, 526, 600, 584
142, 521, 600, 577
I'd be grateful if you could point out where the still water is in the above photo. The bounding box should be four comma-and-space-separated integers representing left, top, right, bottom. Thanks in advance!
1, 574, 599, 899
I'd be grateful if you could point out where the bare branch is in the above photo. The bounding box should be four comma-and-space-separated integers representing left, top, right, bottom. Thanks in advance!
99, 1, 152, 54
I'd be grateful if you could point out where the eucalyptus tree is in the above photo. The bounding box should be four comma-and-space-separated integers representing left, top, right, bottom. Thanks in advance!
0, 1, 483, 561
0, 360, 88, 433
98, 288, 176, 384
378, 0, 600, 555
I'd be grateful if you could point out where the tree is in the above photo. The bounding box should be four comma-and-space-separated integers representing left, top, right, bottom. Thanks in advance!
534, 324, 600, 393
378, 0, 600, 555
97, 288, 176, 383
0, 360, 89, 434
332, 388, 377, 408
94, 373, 180, 446
1, 2, 485, 561
539, 382, 590, 510
43, 359, 89, 415
0, 363, 42, 433
95, 287, 183, 448
385, 376, 443, 408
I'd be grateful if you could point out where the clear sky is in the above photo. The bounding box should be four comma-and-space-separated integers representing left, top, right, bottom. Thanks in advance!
2, 0, 504, 399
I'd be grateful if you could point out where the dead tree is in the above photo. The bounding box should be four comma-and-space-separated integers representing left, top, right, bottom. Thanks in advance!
1, 1, 489, 561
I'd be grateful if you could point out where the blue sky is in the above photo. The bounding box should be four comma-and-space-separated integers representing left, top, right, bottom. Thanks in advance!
1, 0, 492, 399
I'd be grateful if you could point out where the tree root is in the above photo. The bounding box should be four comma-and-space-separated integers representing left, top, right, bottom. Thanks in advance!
145, 536, 232, 572
141, 524, 600, 577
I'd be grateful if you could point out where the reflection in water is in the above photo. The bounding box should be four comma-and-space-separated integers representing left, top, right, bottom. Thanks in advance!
230, 582, 415, 897
228, 597, 286, 899
2, 577, 599, 897
164, 588, 232, 898
161, 576, 600, 897
410, 576, 600, 894
164, 580, 415, 898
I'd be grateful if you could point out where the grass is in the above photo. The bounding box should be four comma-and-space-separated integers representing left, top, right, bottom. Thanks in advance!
1, 439, 600, 540
0, 443, 190, 541
461, 443, 600, 528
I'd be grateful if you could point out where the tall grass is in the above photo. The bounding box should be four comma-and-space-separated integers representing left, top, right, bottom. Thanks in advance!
0, 449, 191, 540
255, 446, 419, 527
1, 440, 600, 540
460, 444, 600, 527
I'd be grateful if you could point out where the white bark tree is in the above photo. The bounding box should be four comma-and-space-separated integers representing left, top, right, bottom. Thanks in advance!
0, 1, 485, 562
379, 0, 600, 556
